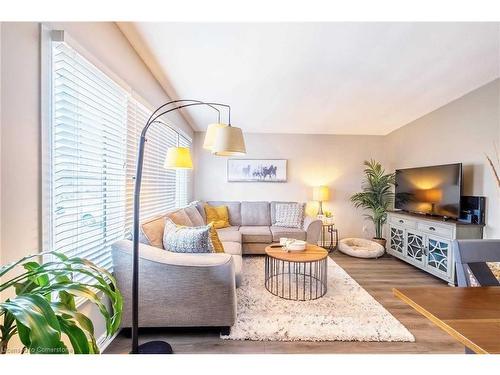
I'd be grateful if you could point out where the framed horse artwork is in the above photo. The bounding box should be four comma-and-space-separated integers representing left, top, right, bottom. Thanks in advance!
227, 159, 287, 182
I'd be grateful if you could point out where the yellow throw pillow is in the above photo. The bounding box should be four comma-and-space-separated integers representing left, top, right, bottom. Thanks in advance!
208, 223, 224, 253
204, 204, 230, 229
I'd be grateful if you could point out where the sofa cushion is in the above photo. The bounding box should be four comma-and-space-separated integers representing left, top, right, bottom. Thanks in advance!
270, 226, 307, 242
241, 201, 271, 226
166, 209, 193, 227
163, 219, 214, 253
217, 225, 240, 232
216, 228, 242, 243
184, 203, 205, 226
140, 215, 166, 248
239, 226, 272, 243
207, 201, 242, 226
194, 201, 206, 223
222, 241, 242, 256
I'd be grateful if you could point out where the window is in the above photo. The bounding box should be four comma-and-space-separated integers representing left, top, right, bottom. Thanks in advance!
49, 41, 128, 273
45, 33, 193, 276
176, 134, 193, 208
125, 98, 192, 233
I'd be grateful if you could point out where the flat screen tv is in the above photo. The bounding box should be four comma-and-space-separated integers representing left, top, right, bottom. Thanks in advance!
395, 163, 462, 219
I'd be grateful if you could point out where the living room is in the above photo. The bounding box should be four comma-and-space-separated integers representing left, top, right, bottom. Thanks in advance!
1, 0, 500, 372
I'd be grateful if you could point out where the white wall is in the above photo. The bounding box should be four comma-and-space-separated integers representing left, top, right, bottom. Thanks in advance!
0, 22, 193, 350
386, 79, 500, 238
194, 79, 500, 240
194, 133, 388, 238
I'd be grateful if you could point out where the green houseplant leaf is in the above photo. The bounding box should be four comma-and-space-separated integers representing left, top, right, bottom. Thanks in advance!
0, 251, 122, 354
1, 294, 68, 354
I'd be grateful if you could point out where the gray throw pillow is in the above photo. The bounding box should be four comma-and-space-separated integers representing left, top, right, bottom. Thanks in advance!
162, 219, 214, 253
274, 203, 304, 228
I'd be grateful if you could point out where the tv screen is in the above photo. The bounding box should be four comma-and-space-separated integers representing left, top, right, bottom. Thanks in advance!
395, 163, 462, 219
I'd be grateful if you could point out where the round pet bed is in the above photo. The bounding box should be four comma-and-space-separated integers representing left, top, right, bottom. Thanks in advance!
338, 238, 385, 259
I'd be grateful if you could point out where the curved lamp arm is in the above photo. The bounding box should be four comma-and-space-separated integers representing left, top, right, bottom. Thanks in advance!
146, 99, 221, 126
145, 99, 231, 134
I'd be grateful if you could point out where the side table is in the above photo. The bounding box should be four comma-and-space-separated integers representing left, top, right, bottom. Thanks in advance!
320, 223, 338, 252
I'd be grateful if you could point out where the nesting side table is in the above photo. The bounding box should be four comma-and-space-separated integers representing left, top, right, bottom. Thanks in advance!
320, 223, 338, 252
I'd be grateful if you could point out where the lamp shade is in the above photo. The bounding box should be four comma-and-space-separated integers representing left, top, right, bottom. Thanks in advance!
203, 123, 228, 151
212, 125, 246, 156
417, 188, 442, 203
313, 186, 330, 202
163, 147, 193, 169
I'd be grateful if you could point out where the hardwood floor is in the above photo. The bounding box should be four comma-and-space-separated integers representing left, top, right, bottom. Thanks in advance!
105, 252, 463, 354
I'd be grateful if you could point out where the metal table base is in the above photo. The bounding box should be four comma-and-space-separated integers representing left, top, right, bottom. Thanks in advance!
264, 255, 328, 301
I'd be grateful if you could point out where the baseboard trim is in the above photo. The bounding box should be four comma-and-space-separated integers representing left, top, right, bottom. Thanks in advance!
97, 331, 119, 353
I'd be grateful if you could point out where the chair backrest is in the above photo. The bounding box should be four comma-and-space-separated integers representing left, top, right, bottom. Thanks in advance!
453, 239, 500, 287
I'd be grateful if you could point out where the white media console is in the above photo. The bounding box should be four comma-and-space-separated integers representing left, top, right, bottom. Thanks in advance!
387, 211, 484, 284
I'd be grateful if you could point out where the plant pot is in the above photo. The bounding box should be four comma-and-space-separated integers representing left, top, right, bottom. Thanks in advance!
372, 237, 386, 249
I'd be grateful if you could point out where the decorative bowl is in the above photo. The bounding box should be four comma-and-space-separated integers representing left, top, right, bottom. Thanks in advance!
286, 240, 306, 252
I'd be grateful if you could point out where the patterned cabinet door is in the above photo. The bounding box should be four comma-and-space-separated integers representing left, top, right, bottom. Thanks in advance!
389, 225, 405, 256
426, 235, 451, 277
406, 230, 425, 265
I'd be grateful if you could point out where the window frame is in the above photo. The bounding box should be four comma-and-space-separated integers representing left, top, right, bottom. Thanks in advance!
41, 25, 193, 270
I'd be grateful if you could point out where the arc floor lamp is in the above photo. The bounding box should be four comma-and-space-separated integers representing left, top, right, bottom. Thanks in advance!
131, 99, 246, 354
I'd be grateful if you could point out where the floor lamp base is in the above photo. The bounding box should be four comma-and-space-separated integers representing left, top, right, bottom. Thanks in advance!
131, 341, 173, 354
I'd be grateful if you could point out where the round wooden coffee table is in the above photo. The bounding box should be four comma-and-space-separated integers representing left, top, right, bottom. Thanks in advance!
264, 244, 328, 301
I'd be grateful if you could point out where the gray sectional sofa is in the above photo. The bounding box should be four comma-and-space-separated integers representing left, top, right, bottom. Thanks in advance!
197, 201, 322, 254
111, 200, 321, 331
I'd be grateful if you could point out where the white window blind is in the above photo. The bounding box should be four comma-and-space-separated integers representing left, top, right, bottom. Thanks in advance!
47, 36, 193, 275
50, 41, 128, 274
176, 134, 192, 208
125, 98, 192, 232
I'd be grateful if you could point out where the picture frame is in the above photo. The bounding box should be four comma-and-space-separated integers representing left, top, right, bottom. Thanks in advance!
227, 159, 287, 182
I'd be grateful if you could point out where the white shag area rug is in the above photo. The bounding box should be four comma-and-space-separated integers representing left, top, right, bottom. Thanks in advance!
222, 257, 415, 342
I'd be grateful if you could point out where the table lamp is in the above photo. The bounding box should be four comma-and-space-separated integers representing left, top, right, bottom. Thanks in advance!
313, 186, 330, 216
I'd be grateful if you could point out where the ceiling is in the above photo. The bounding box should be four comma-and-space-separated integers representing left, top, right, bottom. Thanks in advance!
119, 22, 500, 135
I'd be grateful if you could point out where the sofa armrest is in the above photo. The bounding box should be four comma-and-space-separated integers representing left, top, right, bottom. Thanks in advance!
111, 240, 237, 328
303, 216, 322, 244
112, 239, 234, 267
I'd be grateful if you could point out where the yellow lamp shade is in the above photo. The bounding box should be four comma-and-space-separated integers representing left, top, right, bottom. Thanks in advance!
313, 186, 330, 202
163, 147, 193, 169
203, 123, 228, 151
212, 125, 246, 156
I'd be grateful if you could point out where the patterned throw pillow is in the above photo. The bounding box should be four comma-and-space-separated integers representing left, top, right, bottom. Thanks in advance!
274, 203, 304, 228
162, 219, 214, 253
487, 262, 500, 281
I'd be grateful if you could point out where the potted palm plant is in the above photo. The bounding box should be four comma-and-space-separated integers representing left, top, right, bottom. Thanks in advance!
0, 252, 122, 354
350, 159, 395, 249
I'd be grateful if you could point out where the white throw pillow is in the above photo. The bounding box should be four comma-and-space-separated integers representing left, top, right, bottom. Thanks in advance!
274, 203, 304, 228
162, 219, 214, 253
